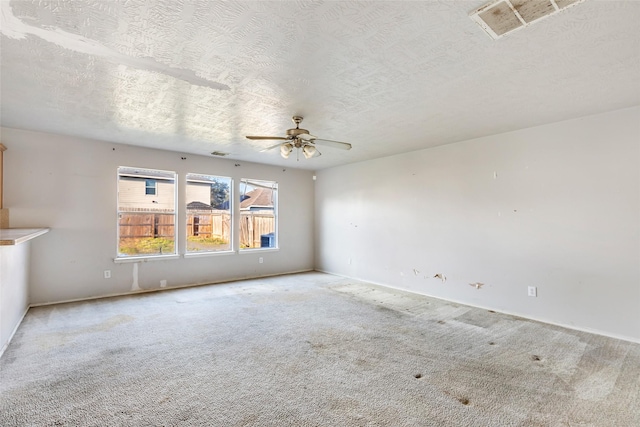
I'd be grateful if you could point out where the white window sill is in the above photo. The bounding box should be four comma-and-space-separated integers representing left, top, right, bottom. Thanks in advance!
184, 250, 236, 258
114, 254, 180, 263
239, 248, 279, 254
113, 248, 279, 262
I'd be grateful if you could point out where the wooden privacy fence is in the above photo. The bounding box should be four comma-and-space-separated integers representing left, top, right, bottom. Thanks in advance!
187, 211, 231, 240
239, 211, 275, 248
119, 211, 274, 248
118, 213, 174, 239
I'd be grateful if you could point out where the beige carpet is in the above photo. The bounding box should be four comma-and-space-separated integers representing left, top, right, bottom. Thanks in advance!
1, 272, 638, 426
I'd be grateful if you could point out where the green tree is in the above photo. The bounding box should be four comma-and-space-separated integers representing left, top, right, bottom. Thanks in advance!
210, 180, 230, 209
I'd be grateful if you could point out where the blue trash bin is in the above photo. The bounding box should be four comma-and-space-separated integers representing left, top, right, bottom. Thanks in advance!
260, 232, 275, 248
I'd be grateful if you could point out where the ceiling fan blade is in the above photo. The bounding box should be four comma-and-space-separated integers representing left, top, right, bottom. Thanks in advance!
246, 136, 287, 140
259, 142, 284, 152
298, 133, 317, 141
312, 138, 352, 150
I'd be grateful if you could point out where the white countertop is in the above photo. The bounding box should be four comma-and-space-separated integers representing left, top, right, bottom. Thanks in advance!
0, 228, 50, 245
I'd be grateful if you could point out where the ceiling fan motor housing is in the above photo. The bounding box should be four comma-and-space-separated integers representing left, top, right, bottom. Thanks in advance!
286, 115, 310, 142
286, 128, 310, 138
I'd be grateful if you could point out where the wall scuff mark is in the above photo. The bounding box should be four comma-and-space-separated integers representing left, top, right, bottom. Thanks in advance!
434, 274, 447, 283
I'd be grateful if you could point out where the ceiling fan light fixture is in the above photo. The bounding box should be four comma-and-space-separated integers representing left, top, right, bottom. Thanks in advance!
302, 144, 319, 159
280, 143, 293, 158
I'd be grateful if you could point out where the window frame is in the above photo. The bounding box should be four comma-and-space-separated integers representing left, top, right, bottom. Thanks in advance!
238, 178, 278, 252
185, 173, 234, 256
116, 166, 178, 261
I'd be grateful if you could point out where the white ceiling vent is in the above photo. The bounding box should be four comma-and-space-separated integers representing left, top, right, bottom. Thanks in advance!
470, 0, 586, 39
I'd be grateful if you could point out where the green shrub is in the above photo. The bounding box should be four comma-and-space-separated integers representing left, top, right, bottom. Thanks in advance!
119, 237, 175, 255
187, 235, 228, 245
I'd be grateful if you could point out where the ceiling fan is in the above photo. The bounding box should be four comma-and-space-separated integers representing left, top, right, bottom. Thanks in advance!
246, 116, 352, 160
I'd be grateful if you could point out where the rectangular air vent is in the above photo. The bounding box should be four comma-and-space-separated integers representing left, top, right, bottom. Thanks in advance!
470, 0, 585, 39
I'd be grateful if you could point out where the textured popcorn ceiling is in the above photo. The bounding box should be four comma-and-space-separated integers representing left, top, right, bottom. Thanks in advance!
1, 1, 639, 170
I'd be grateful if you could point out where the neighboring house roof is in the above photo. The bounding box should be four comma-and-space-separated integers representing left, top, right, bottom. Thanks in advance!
187, 201, 213, 211
240, 188, 273, 209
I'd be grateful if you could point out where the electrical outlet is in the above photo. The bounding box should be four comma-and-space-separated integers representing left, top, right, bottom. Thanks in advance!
259, 257, 263, 264
528, 286, 537, 297
104, 270, 111, 279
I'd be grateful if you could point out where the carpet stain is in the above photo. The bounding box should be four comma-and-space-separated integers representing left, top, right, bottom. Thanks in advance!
355, 358, 370, 367
37, 315, 135, 350
329, 397, 360, 411
456, 310, 501, 328
237, 413, 259, 426
375, 304, 404, 318
95, 315, 135, 331
309, 342, 326, 350
330, 283, 429, 315
414, 373, 423, 379
574, 364, 623, 401
281, 293, 313, 302
444, 390, 471, 406
102, 346, 133, 357
531, 355, 542, 361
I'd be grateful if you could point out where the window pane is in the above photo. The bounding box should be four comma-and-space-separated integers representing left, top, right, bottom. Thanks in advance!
145, 179, 157, 195
117, 167, 176, 257
239, 178, 277, 250
186, 174, 232, 253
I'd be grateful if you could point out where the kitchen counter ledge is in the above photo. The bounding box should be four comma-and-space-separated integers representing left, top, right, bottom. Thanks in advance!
0, 228, 50, 245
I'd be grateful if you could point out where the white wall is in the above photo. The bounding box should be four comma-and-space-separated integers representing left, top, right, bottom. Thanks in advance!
0, 243, 30, 355
2, 128, 315, 304
315, 106, 640, 342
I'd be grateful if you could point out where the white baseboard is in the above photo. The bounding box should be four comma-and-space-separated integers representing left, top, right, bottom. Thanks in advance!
0, 306, 30, 360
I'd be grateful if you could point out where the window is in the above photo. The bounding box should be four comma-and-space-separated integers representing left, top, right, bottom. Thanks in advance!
117, 167, 177, 258
186, 174, 232, 253
239, 178, 277, 250
145, 179, 157, 195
